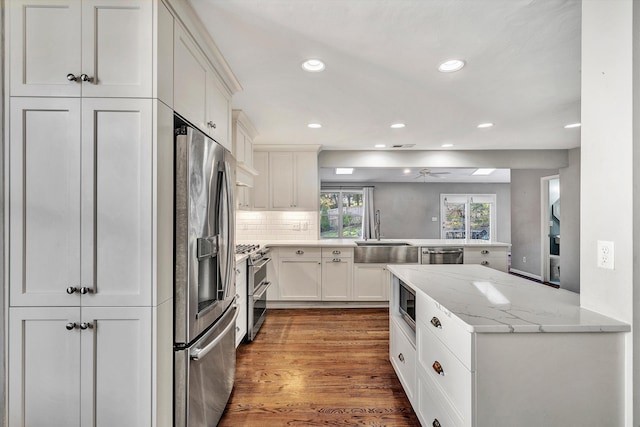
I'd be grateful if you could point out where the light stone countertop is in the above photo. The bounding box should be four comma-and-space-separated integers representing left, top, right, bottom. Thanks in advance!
242, 239, 512, 248
387, 264, 630, 334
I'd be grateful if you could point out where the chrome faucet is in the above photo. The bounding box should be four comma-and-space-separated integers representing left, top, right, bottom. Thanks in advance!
374, 209, 381, 240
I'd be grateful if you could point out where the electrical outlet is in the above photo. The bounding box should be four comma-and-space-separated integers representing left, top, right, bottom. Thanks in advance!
301, 221, 308, 231
522, 256, 526, 263
432, 217, 438, 222
292, 222, 300, 231
597, 240, 614, 269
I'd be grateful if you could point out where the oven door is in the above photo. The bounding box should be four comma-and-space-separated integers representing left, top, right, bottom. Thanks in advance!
248, 279, 271, 341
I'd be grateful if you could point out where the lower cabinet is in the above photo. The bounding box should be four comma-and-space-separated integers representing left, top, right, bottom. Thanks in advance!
8, 306, 151, 427
321, 248, 353, 301
463, 246, 509, 272
353, 263, 389, 301
235, 259, 248, 347
389, 317, 416, 403
278, 249, 322, 300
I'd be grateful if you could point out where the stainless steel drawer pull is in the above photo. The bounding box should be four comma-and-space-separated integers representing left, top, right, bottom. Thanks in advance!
432, 420, 442, 427
65, 322, 77, 330
398, 353, 405, 362
332, 258, 341, 262
80, 74, 93, 83
481, 261, 489, 265
66, 73, 78, 82
430, 316, 442, 328
80, 322, 93, 330
80, 287, 93, 295
296, 250, 304, 255
66, 286, 79, 294
432, 361, 445, 376
481, 249, 489, 254
332, 250, 341, 254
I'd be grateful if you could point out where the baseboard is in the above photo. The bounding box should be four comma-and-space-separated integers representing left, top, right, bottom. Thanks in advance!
267, 301, 389, 309
509, 268, 542, 282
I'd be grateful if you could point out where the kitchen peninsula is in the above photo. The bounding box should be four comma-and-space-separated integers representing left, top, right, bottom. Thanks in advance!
388, 264, 629, 426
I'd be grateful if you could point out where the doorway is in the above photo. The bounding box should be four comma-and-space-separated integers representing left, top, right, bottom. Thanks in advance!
541, 175, 560, 285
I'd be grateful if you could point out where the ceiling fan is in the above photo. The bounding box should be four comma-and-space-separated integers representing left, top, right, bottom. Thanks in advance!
414, 168, 450, 181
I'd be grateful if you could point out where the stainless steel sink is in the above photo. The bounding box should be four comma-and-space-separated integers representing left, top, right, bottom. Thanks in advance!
355, 241, 411, 246
354, 243, 418, 263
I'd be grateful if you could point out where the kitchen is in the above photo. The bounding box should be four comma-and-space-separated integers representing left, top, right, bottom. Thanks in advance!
1, 1, 638, 427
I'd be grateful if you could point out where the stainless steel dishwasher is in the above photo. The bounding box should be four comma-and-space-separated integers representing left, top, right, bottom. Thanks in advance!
420, 247, 464, 264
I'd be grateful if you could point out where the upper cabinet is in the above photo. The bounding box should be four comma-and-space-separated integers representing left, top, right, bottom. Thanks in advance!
9, 0, 153, 98
252, 147, 320, 211
232, 110, 259, 210
174, 23, 232, 151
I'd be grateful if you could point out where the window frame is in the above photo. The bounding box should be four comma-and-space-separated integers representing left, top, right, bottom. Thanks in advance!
320, 188, 364, 239
440, 194, 497, 240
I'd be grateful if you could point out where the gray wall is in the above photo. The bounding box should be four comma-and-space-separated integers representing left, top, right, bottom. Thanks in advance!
510, 169, 559, 278
326, 182, 511, 242
559, 148, 580, 292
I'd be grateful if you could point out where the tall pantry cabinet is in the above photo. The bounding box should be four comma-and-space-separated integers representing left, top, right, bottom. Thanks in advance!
4, 1, 240, 426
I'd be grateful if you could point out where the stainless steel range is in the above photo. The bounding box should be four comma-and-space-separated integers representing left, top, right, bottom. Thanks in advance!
237, 245, 272, 342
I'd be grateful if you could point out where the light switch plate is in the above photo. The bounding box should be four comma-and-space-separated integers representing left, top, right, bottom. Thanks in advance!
597, 240, 614, 269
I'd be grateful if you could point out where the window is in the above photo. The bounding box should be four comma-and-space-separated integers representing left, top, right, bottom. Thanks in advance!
320, 189, 364, 238
440, 194, 496, 240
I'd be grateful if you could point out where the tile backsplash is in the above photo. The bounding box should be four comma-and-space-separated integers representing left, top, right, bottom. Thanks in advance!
236, 211, 319, 241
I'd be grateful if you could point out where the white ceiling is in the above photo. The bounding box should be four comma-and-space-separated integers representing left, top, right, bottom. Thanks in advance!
189, 0, 581, 152
320, 167, 511, 183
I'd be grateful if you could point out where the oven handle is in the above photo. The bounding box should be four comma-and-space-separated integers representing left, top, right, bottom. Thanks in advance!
253, 281, 272, 301
251, 257, 271, 270
190, 305, 239, 361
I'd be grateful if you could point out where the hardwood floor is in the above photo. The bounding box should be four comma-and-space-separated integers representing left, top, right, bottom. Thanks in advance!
219, 308, 420, 426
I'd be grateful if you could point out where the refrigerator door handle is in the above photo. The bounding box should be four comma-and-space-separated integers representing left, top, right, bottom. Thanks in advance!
219, 161, 235, 300
190, 305, 238, 361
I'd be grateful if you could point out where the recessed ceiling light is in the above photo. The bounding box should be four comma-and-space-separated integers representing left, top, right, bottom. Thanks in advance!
403, 169, 411, 174
335, 168, 354, 175
438, 59, 466, 73
301, 59, 325, 72
441, 143, 454, 148
374, 144, 386, 148
477, 122, 494, 129
472, 168, 496, 176
307, 123, 322, 129
564, 122, 581, 128
390, 123, 405, 129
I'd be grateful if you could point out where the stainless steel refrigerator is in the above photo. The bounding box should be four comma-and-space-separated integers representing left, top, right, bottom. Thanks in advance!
173, 116, 236, 427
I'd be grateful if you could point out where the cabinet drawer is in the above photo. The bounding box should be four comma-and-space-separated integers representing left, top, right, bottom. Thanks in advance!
390, 318, 416, 403
417, 369, 464, 427
417, 326, 472, 424
321, 247, 353, 258
279, 247, 321, 258
416, 293, 473, 369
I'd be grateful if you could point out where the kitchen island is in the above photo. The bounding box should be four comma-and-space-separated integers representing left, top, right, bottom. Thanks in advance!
387, 264, 629, 427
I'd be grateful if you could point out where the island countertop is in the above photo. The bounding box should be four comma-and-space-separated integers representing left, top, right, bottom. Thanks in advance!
387, 264, 629, 334
242, 239, 512, 248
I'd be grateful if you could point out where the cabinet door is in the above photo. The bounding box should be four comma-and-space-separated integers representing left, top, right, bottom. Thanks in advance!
8, 307, 82, 427
353, 264, 389, 301
206, 71, 231, 150
81, 0, 153, 98
174, 24, 207, 131
81, 98, 153, 306
9, 0, 82, 96
270, 152, 295, 209
252, 151, 269, 210
322, 258, 353, 300
80, 307, 152, 427
279, 259, 322, 300
9, 98, 82, 307
294, 151, 318, 210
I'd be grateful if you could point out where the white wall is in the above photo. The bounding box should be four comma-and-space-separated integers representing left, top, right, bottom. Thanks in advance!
581, 1, 636, 424
559, 148, 580, 293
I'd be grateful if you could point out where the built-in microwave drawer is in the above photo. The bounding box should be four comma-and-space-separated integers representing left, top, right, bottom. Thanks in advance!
416, 292, 472, 370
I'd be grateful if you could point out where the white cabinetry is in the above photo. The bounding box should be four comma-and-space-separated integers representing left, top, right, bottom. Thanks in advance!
174, 23, 231, 150
10, 0, 153, 98
321, 248, 353, 301
353, 264, 389, 301
463, 246, 509, 272
252, 151, 269, 210
8, 306, 152, 427
278, 248, 322, 300
235, 259, 248, 347
252, 147, 320, 211
232, 110, 259, 210
9, 97, 153, 308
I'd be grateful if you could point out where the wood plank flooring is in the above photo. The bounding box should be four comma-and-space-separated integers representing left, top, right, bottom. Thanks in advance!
219, 308, 420, 426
